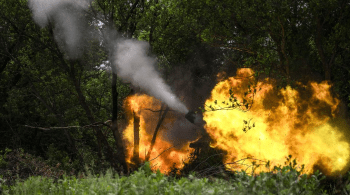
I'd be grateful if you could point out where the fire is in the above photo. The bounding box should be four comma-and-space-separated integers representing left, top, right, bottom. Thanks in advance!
204, 68, 350, 175
123, 94, 193, 172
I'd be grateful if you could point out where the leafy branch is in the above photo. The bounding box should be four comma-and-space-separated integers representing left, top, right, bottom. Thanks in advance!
201, 84, 259, 113
199, 84, 260, 133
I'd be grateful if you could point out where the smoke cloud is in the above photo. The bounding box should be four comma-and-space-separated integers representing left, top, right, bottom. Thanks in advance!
163, 115, 199, 149
28, 0, 90, 27
114, 39, 188, 114
28, 0, 92, 59
28, 0, 189, 114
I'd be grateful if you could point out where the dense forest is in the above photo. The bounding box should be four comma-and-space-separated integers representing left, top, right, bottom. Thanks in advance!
1, 0, 350, 192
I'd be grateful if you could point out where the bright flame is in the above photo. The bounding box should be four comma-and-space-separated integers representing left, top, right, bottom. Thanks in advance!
123, 94, 193, 172
204, 68, 349, 175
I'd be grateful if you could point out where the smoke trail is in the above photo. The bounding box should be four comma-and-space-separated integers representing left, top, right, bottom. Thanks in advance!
114, 39, 188, 114
28, 0, 189, 114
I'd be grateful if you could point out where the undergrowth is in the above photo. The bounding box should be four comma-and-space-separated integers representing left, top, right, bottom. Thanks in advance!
1, 149, 350, 194
2, 161, 347, 195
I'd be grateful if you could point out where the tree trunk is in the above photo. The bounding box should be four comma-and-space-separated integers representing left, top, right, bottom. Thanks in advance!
111, 72, 128, 172
278, 17, 290, 81
68, 61, 127, 172
145, 105, 169, 161
132, 111, 140, 166
315, 16, 331, 81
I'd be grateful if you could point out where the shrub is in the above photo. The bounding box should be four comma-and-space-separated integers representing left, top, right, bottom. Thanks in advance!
0, 149, 66, 186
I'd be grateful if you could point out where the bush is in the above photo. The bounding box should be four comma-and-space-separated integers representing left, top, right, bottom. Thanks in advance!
0, 149, 66, 186
231, 166, 326, 194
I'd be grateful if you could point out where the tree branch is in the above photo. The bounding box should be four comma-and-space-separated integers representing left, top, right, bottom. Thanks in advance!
145, 104, 169, 161
24, 121, 111, 131
143, 108, 176, 112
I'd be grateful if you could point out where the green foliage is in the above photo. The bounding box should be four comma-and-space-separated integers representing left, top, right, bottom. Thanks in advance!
1, 1, 350, 194
0, 148, 12, 168
232, 167, 326, 195
4, 163, 344, 195
4, 163, 234, 195
46, 144, 80, 174
173, 0, 350, 105
0, 149, 66, 187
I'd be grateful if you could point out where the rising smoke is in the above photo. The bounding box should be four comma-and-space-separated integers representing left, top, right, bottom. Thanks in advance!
28, 0, 92, 59
28, 0, 91, 27
114, 39, 188, 114
28, 0, 188, 114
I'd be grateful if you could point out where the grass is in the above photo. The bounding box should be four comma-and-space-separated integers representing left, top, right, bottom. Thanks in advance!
1, 149, 350, 194
2, 162, 345, 195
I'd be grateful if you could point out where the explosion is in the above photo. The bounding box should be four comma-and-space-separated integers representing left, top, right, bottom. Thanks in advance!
204, 68, 350, 175
123, 94, 194, 172
122, 68, 349, 176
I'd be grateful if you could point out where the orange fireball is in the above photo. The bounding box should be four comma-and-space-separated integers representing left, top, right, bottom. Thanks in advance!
203, 68, 350, 175
123, 94, 194, 172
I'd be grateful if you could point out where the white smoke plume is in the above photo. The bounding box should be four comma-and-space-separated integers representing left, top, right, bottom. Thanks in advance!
28, 0, 189, 114
28, 0, 92, 59
115, 39, 188, 114
28, 0, 90, 27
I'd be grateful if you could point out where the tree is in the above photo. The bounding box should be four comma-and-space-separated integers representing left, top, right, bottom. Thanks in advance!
0, 0, 136, 172
170, 0, 350, 107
